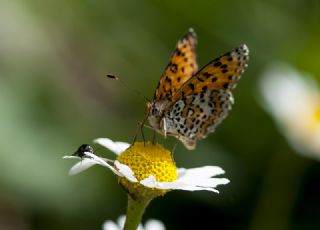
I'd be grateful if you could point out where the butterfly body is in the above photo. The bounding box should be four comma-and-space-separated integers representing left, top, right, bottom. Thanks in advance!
146, 29, 249, 150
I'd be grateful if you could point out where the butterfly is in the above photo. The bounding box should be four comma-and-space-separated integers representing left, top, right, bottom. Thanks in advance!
146, 28, 249, 150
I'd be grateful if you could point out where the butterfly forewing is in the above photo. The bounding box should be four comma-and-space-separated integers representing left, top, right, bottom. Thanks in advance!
154, 28, 198, 101
172, 44, 249, 101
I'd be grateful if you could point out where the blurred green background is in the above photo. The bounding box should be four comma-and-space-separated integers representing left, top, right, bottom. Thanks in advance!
0, 0, 320, 229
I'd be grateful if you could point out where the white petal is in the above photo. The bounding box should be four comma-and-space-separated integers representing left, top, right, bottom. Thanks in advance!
140, 175, 188, 190
63, 155, 81, 159
117, 215, 126, 229
177, 166, 225, 181
103, 221, 120, 230
140, 175, 219, 192
84, 152, 122, 177
187, 178, 230, 187
155, 179, 220, 193
114, 161, 138, 182
140, 175, 187, 190
175, 185, 220, 193
144, 219, 166, 230
140, 168, 228, 193
94, 138, 130, 155
140, 175, 158, 187
69, 158, 99, 176
115, 215, 144, 230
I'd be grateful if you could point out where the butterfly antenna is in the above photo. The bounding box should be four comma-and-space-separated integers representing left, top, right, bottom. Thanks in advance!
152, 129, 157, 145
106, 74, 151, 103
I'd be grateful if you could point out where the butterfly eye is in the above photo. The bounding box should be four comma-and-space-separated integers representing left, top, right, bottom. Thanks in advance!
152, 107, 157, 114
146, 102, 159, 115
151, 105, 160, 115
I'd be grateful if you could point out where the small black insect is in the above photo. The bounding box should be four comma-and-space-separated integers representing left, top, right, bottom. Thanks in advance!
72, 144, 94, 159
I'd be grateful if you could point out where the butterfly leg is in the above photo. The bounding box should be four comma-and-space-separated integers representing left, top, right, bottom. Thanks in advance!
136, 120, 157, 146
152, 129, 157, 145
160, 117, 167, 138
137, 115, 150, 146
171, 141, 178, 155
140, 121, 146, 146
132, 120, 150, 146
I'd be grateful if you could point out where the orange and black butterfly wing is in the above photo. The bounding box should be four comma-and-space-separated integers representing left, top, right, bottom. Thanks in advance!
166, 44, 249, 149
173, 44, 249, 99
153, 28, 198, 101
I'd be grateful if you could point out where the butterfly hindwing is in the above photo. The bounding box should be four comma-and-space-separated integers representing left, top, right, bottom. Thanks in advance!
153, 28, 198, 101
165, 89, 233, 149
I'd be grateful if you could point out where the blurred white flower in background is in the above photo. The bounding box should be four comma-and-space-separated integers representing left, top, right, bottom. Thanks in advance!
103, 215, 165, 230
260, 63, 320, 159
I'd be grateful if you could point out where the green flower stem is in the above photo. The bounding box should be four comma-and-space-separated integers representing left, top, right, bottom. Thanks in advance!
124, 195, 151, 230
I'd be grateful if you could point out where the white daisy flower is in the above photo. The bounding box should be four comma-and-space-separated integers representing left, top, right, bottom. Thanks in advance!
103, 215, 165, 230
64, 138, 230, 195
64, 138, 229, 230
260, 63, 320, 159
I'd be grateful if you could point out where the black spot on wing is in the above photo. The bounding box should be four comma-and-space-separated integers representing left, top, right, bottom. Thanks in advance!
214, 61, 222, 67
203, 72, 211, 78
189, 83, 195, 90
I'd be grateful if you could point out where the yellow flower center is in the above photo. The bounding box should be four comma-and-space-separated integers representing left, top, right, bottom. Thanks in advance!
117, 142, 177, 182
116, 142, 177, 200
